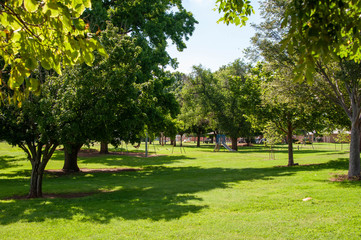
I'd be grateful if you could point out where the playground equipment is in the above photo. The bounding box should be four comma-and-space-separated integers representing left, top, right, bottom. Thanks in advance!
214, 134, 235, 152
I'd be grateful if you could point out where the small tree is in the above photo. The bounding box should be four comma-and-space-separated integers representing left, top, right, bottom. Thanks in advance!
0, 86, 58, 198
334, 129, 351, 151
263, 121, 284, 160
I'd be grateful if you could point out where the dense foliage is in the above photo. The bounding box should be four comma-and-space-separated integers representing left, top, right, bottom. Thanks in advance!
0, 0, 106, 99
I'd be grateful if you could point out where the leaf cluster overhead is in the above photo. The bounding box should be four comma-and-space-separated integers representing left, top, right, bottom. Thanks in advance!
0, 0, 106, 98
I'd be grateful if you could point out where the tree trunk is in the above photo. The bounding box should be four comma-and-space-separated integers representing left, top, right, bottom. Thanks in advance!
349, 120, 361, 178
180, 133, 183, 147
26, 143, 58, 198
28, 161, 44, 198
197, 133, 201, 147
160, 133, 165, 146
246, 137, 251, 146
231, 137, 238, 151
99, 141, 109, 154
287, 122, 295, 166
63, 143, 82, 172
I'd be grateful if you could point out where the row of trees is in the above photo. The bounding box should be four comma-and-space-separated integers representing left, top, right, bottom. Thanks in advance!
176, 0, 352, 169
0, 0, 197, 198
215, 0, 361, 178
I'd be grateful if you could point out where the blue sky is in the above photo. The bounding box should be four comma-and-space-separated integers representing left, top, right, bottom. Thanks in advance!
166, 0, 261, 74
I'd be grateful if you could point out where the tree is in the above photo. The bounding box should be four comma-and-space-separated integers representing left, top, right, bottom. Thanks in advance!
212, 60, 261, 150
334, 129, 351, 150
0, 0, 106, 98
79, 0, 195, 153
263, 121, 283, 160
247, 0, 323, 166
178, 66, 215, 147
50, 24, 144, 172
0, 82, 58, 198
313, 60, 361, 178
261, 70, 322, 166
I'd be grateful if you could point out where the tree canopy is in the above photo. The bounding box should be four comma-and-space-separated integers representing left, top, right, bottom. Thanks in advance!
0, 0, 107, 99
217, 0, 361, 80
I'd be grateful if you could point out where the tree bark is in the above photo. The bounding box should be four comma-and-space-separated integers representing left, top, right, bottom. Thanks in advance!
197, 133, 201, 147
99, 141, 109, 154
246, 137, 251, 146
231, 137, 238, 151
349, 120, 361, 178
63, 143, 82, 172
287, 122, 295, 166
28, 161, 44, 198
26, 143, 58, 198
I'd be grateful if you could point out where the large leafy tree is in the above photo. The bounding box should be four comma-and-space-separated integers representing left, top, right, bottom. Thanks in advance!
178, 66, 215, 147
51, 24, 144, 172
85, 0, 196, 149
213, 60, 261, 151
0, 0, 106, 98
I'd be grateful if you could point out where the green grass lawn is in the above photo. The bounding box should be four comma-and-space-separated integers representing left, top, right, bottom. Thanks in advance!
1, 141, 361, 239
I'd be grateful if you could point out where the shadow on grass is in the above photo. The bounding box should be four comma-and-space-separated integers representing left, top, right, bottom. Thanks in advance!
0, 157, 350, 225
0, 169, 31, 179
78, 155, 196, 167
0, 156, 22, 170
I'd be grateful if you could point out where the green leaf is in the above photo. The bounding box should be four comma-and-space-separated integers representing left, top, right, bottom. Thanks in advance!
25, 57, 37, 71
73, 19, 86, 31
82, 0, 91, 8
83, 50, 94, 66
29, 78, 40, 92
95, 40, 108, 58
9, 0, 22, 8
0, 13, 10, 28
41, 58, 51, 70
61, 14, 73, 32
44, 1, 61, 17
24, 0, 39, 12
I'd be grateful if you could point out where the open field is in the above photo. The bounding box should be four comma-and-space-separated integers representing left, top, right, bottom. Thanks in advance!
1, 142, 361, 239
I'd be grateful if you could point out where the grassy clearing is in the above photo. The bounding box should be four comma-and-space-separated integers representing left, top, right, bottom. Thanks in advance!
1, 141, 361, 239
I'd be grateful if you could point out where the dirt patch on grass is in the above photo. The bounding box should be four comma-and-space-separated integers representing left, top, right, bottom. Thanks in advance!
237, 143, 254, 147
77, 149, 165, 158
45, 167, 142, 176
329, 173, 361, 182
